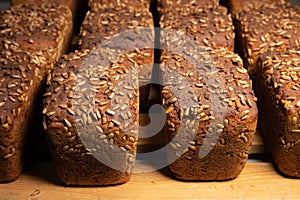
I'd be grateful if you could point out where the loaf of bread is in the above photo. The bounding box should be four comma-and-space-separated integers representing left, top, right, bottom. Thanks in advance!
234, 2, 300, 76
160, 48, 258, 180
43, 48, 153, 185
256, 48, 300, 177
160, 5, 235, 51
9, 0, 79, 15
227, 0, 288, 16
79, 5, 154, 112
79, 6, 153, 50
89, 0, 151, 12
0, 4, 73, 63
0, 4, 73, 182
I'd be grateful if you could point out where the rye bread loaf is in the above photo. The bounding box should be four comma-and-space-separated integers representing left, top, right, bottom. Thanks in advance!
79, 6, 154, 112
0, 4, 73, 63
227, 0, 288, 16
234, 1, 300, 76
0, 4, 73, 182
43, 48, 153, 185
89, 0, 151, 12
79, 6, 153, 50
160, 5, 235, 51
9, 0, 79, 15
256, 48, 300, 177
160, 48, 258, 180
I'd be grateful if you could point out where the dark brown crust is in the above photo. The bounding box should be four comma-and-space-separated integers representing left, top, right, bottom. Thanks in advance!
160, 5, 235, 51
43, 49, 154, 185
234, 2, 300, 76
0, 4, 73, 182
79, 7, 153, 50
160, 49, 258, 180
256, 48, 300, 177
89, 0, 151, 11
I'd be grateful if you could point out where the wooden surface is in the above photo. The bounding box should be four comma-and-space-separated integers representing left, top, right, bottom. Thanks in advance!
0, 161, 300, 199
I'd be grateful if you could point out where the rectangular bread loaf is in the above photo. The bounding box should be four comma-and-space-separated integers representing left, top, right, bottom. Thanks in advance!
10, 0, 79, 15
79, 5, 154, 112
9, 0, 89, 35
256, 48, 300, 177
79, 6, 154, 50
234, 2, 300, 76
228, 0, 288, 16
0, 4, 73, 182
0, 4, 73, 63
89, 0, 151, 11
160, 48, 258, 180
43, 48, 154, 185
160, 5, 235, 51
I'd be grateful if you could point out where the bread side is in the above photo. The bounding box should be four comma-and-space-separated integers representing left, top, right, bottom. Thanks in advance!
0, 51, 49, 182
234, 2, 300, 76
160, 5, 235, 51
256, 48, 300, 177
43, 48, 153, 185
0, 4, 73, 182
160, 49, 257, 180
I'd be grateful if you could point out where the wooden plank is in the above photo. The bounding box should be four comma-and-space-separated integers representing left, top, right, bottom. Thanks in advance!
0, 161, 299, 199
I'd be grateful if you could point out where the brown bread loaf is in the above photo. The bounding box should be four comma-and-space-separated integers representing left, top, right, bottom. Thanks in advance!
256, 48, 300, 177
227, 0, 288, 16
0, 4, 73, 182
160, 5, 235, 51
79, 6, 153, 50
79, 5, 154, 112
9, 0, 79, 15
43, 48, 153, 185
234, 1, 300, 76
160, 48, 258, 180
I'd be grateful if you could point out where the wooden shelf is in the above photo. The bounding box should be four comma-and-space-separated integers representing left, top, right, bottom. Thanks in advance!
0, 161, 300, 199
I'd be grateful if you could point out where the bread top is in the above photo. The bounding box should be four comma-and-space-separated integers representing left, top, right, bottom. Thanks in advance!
89, 0, 151, 12
0, 4, 72, 53
0, 50, 51, 133
160, 48, 257, 132
236, 2, 300, 73
10, 0, 77, 10
159, 0, 218, 10
79, 6, 153, 50
160, 5, 235, 51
